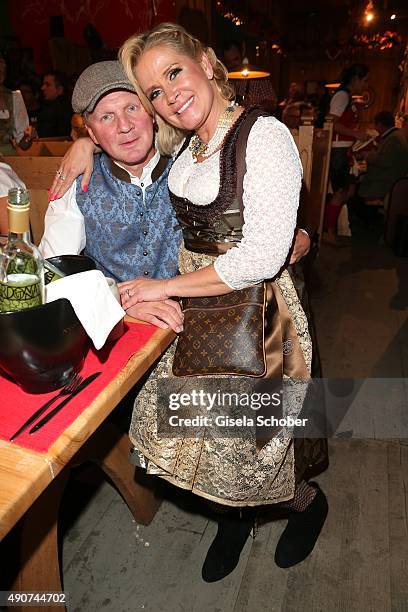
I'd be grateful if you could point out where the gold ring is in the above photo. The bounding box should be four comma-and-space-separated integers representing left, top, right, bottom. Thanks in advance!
59, 175, 66, 181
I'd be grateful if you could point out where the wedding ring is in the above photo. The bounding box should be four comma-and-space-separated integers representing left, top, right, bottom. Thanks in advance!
56, 169, 62, 176
59, 175, 66, 181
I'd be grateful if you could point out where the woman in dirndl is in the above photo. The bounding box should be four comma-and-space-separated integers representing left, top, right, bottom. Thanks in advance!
117, 23, 328, 582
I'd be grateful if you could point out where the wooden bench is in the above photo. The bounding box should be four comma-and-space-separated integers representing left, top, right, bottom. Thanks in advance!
298, 120, 333, 246
16, 140, 72, 157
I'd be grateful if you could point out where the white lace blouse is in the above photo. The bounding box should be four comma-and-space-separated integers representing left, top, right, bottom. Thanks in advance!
168, 116, 302, 290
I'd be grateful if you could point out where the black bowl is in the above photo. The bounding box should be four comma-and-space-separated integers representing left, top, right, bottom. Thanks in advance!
45, 254, 96, 283
0, 255, 95, 393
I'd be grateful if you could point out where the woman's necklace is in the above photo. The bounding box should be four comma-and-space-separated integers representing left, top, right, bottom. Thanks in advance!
189, 105, 237, 163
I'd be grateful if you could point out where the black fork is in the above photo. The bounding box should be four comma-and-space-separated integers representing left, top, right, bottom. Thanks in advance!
9, 373, 84, 441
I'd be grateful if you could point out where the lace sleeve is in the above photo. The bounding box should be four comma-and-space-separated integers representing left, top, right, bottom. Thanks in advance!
214, 116, 302, 289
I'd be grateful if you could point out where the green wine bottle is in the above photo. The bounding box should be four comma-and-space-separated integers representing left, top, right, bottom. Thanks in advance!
0, 188, 45, 312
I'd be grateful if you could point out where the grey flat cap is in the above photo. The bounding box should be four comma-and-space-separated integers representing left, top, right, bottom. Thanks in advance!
72, 60, 136, 113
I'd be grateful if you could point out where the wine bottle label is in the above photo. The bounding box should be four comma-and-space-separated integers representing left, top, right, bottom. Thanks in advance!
44, 269, 63, 284
7, 206, 30, 234
0, 274, 42, 312
44, 261, 65, 285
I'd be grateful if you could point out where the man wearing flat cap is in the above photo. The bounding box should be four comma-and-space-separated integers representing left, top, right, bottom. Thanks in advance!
39, 61, 183, 331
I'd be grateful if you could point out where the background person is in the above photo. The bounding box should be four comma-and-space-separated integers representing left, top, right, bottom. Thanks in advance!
221, 40, 277, 112
70, 112, 88, 140
19, 78, 41, 128
359, 110, 408, 202
37, 70, 72, 138
325, 63, 370, 244
0, 55, 31, 154
279, 81, 305, 112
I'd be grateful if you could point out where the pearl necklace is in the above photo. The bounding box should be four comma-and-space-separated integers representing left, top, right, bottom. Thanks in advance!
189, 105, 237, 163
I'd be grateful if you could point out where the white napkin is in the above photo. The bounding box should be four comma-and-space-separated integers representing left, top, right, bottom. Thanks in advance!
45, 270, 125, 350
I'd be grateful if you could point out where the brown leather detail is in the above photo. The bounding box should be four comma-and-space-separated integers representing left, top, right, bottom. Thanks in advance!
172, 283, 267, 377
264, 283, 283, 379
273, 283, 310, 381
108, 158, 132, 183
255, 281, 310, 451
183, 239, 236, 255
107, 154, 169, 184
151, 154, 170, 182
170, 107, 269, 224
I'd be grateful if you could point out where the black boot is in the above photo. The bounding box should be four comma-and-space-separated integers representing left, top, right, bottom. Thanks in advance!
202, 511, 254, 582
274, 482, 328, 568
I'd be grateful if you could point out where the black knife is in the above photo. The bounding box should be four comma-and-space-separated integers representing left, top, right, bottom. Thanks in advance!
29, 372, 102, 434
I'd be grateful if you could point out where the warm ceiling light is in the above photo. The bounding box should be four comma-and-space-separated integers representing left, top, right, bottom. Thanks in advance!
228, 57, 270, 80
390, 13, 396, 19
365, 11, 374, 22
228, 69, 270, 79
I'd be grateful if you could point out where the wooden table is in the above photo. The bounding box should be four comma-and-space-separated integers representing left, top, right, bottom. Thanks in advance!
0, 323, 174, 610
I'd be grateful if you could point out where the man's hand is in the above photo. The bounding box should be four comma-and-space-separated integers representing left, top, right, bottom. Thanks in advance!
125, 299, 184, 333
289, 229, 311, 264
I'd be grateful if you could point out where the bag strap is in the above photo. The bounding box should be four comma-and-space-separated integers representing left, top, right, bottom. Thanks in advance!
174, 133, 193, 161
235, 108, 270, 222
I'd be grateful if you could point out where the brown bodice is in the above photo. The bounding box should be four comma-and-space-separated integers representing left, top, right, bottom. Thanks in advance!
169, 106, 268, 256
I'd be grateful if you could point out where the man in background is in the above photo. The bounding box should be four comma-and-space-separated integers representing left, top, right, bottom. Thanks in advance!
359, 111, 408, 202
37, 70, 72, 138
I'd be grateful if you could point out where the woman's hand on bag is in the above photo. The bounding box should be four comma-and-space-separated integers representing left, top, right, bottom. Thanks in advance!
49, 136, 95, 200
118, 277, 170, 307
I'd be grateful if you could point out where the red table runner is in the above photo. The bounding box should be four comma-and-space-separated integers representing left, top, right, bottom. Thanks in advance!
0, 322, 157, 453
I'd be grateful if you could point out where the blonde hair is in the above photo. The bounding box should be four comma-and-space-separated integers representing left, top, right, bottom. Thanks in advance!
119, 22, 234, 156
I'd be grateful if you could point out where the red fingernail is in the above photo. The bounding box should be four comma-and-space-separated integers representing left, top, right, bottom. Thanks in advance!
48, 192, 54, 201
83, 184, 88, 193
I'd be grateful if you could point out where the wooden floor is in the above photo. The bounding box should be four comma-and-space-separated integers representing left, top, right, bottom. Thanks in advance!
61, 227, 408, 612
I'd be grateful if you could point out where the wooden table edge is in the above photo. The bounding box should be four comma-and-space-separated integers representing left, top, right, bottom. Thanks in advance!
0, 324, 174, 540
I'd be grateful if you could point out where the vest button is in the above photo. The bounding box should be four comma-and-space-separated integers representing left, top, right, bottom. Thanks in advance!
143, 251, 148, 256
144, 271, 149, 276
140, 212, 144, 217
143, 230, 148, 236
141, 182, 144, 187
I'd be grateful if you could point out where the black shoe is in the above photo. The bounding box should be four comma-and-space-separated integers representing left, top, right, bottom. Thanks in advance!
274, 482, 328, 568
202, 512, 254, 582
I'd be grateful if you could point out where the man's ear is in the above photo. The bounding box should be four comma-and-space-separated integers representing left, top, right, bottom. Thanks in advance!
86, 125, 99, 146
200, 52, 214, 80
